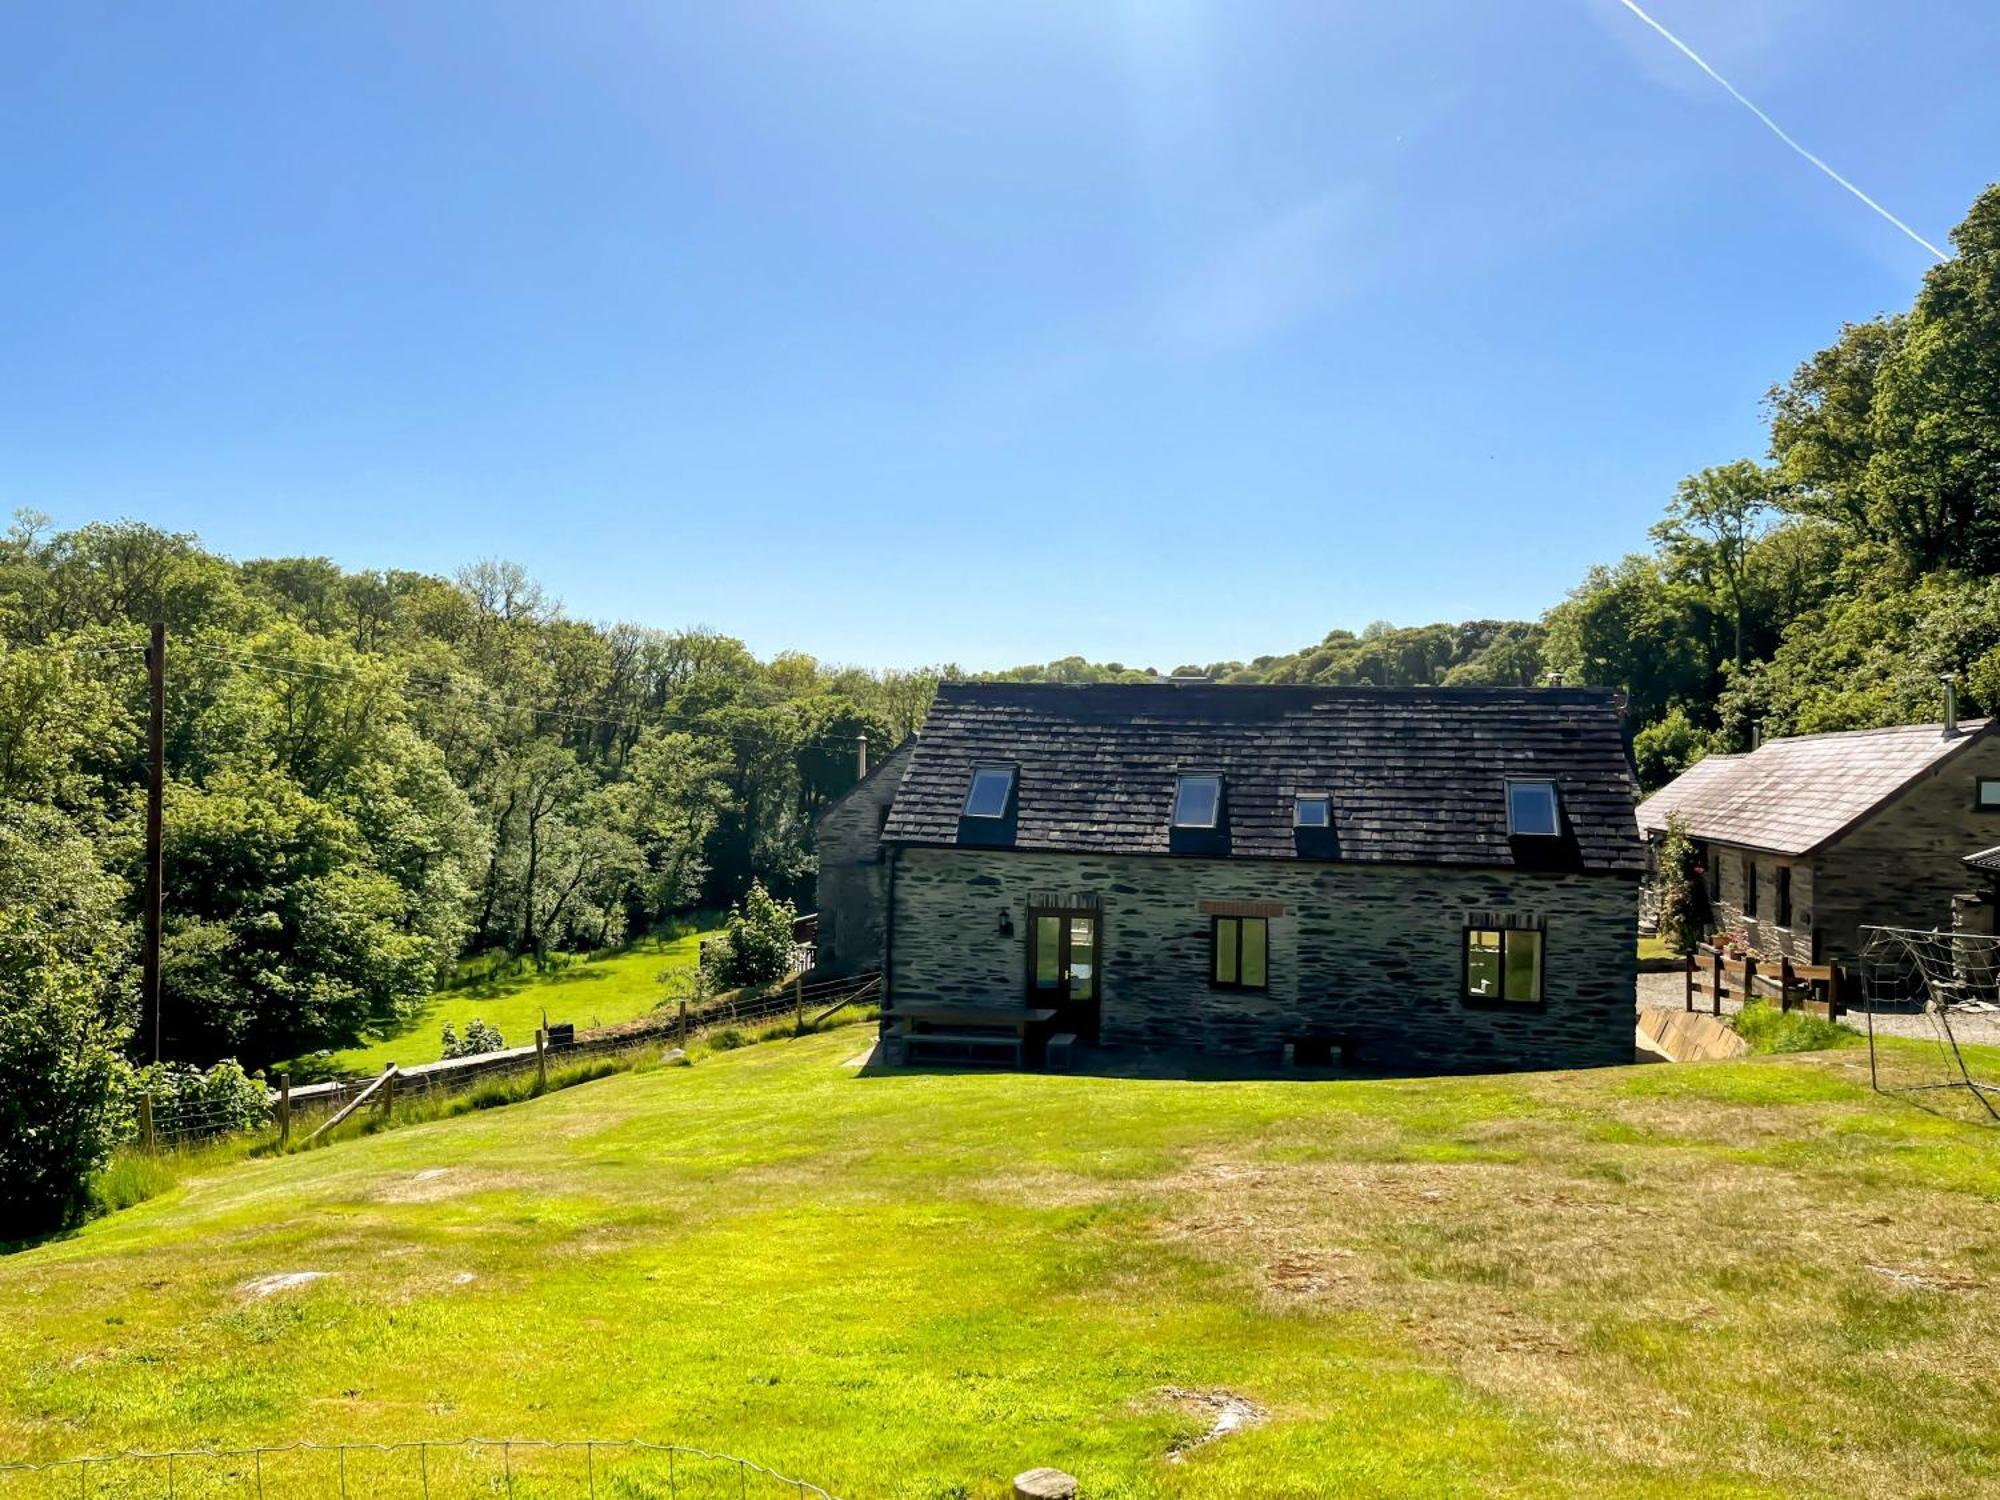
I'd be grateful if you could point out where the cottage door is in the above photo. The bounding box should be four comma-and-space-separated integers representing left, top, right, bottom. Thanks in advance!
1028, 910, 1100, 1043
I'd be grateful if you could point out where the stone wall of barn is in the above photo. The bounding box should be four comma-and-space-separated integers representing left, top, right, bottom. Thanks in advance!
811, 741, 913, 976
1705, 844, 1818, 962
1812, 730, 2000, 959
886, 846, 1637, 1073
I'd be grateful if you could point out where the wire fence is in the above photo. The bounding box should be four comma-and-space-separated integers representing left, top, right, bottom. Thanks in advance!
0, 1437, 839, 1498
130, 971, 883, 1153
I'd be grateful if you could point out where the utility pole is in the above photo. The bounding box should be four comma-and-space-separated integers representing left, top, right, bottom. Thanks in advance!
143, 621, 165, 1063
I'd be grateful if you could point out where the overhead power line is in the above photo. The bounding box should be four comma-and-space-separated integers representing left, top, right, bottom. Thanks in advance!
175, 642, 880, 755
1614, 0, 1947, 261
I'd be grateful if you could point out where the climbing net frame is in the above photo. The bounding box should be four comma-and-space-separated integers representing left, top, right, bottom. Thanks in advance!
1857, 924, 2000, 1122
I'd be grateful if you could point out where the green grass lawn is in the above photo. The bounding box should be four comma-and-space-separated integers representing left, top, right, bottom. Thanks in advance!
318, 927, 720, 1074
6, 1036, 2000, 1499
1636, 933, 1680, 964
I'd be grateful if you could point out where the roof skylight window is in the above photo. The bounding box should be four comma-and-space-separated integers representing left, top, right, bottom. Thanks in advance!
961, 766, 1016, 819
1294, 795, 1332, 828
1173, 774, 1222, 829
1506, 778, 1561, 837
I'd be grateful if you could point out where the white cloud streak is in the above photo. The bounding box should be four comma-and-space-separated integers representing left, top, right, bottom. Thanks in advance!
1614, 0, 1945, 260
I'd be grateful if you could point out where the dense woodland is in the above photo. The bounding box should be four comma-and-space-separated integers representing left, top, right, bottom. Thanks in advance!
3, 184, 1996, 1233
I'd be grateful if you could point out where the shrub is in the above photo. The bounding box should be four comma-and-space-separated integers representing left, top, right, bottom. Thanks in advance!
130, 1058, 272, 1138
441, 1018, 506, 1058
0, 916, 128, 1238
1653, 812, 1709, 955
703, 881, 798, 988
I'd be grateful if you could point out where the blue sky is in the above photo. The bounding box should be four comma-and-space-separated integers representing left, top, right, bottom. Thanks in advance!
3, 3, 1995, 671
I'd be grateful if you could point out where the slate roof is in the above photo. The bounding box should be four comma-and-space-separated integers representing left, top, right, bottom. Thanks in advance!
1635, 720, 1992, 856
1963, 845, 2000, 875
881, 681, 1643, 873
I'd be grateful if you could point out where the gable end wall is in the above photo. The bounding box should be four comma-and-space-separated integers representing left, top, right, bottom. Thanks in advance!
1811, 731, 2000, 955
812, 742, 913, 976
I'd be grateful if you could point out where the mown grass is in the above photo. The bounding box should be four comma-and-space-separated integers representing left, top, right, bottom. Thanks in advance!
314, 924, 721, 1074
1635, 933, 1681, 964
5, 1036, 1999, 1498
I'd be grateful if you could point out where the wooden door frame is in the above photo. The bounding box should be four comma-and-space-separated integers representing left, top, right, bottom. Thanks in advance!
1025, 905, 1101, 1039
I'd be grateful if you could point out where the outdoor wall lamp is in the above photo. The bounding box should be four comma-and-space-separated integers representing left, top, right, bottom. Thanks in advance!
997, 909, 1014, 938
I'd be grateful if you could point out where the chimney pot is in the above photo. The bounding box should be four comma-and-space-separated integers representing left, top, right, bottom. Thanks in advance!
857, 733, 869, 780
1943, 674, 1960, 735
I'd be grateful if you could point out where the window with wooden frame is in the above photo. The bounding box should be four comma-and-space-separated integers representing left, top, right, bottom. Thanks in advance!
1742, 855, 1758, 918
1978, 778, 2000, 811
1210, 915, 1267, 990
1463, 926, 1543, 1005
1775, 865, 1792, 927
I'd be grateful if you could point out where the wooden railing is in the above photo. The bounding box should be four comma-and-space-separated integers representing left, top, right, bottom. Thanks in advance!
1685, 945, 1843, 1018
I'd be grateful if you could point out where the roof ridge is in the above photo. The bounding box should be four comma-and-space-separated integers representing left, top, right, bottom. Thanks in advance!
1751, 719, 1989, 747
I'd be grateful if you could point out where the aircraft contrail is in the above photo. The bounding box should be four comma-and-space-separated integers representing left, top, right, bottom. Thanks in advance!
1615, 0, 1946, 260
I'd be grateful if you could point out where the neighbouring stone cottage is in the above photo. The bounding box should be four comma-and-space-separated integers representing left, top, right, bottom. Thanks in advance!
1637, 712, 2000, 967
814, 680, 1643, 1073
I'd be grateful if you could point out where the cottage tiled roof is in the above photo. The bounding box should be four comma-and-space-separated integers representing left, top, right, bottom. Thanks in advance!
1636, 721, 1992, 856
1963, 844, 2000, 875
882, 681, 1643, 873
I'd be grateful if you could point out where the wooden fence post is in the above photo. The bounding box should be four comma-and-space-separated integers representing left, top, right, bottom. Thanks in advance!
380, 1066, 396, 1118
1683, 952, 1694, 1014
140, 1091, 155, 1153
535, 1028, 548, 1091
794, 972, 806, 1035
678, 1001, 688, 1050
1710, 949, 1723, 1017
1828, 965, 1843, 1020
278, 1071, 292, 1148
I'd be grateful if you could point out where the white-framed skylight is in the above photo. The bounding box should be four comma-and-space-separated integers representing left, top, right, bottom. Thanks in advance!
1294, 794, 1332, 828
961, 765, 1016, 819
1173, 773, 1222, 829
1505, 778, 1561, 837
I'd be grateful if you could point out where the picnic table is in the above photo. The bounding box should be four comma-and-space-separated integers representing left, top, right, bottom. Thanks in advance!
889, 1005, 1058, 1067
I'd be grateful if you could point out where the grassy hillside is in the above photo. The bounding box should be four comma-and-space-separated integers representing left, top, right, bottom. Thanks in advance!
316, 927, 719, 1074
5, 1036, 1998, 1498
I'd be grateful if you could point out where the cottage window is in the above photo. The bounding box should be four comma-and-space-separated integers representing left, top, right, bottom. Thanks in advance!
1742, 855, 1758, 918
1704, 843, 1721, 901
1464, 927, 1543, 1004
1979, 778, 2000, 810
961, 766, 1015, 819
1505, 779, 1561, 837
1174, 774, 1223, 829
1211, 915, 1267, 990
1776, 865, 1792, 927
1294, 795, 1331, 828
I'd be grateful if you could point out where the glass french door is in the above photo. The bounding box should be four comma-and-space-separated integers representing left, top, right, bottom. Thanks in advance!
1029, 909, 1099, 1042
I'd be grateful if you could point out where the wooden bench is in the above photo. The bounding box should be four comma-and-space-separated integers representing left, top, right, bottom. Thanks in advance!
1283, 1035, 1345, 1068
889, 1005, 1057, 1069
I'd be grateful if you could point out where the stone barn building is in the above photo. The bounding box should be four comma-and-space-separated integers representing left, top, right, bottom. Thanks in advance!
813, 680, 1643, 1073
1637, 715, 2000, 965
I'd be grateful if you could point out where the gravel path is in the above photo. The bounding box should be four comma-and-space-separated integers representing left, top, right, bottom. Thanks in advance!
1637, 970, 2000, 1048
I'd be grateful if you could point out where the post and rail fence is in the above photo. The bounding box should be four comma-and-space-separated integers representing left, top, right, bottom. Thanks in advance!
1683, 944, 1843, 1019
126, 970, 885, 1155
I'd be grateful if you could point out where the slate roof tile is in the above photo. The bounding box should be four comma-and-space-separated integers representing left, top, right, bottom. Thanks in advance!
883, 681, 1643, 873
1635, 721, 1991, 856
